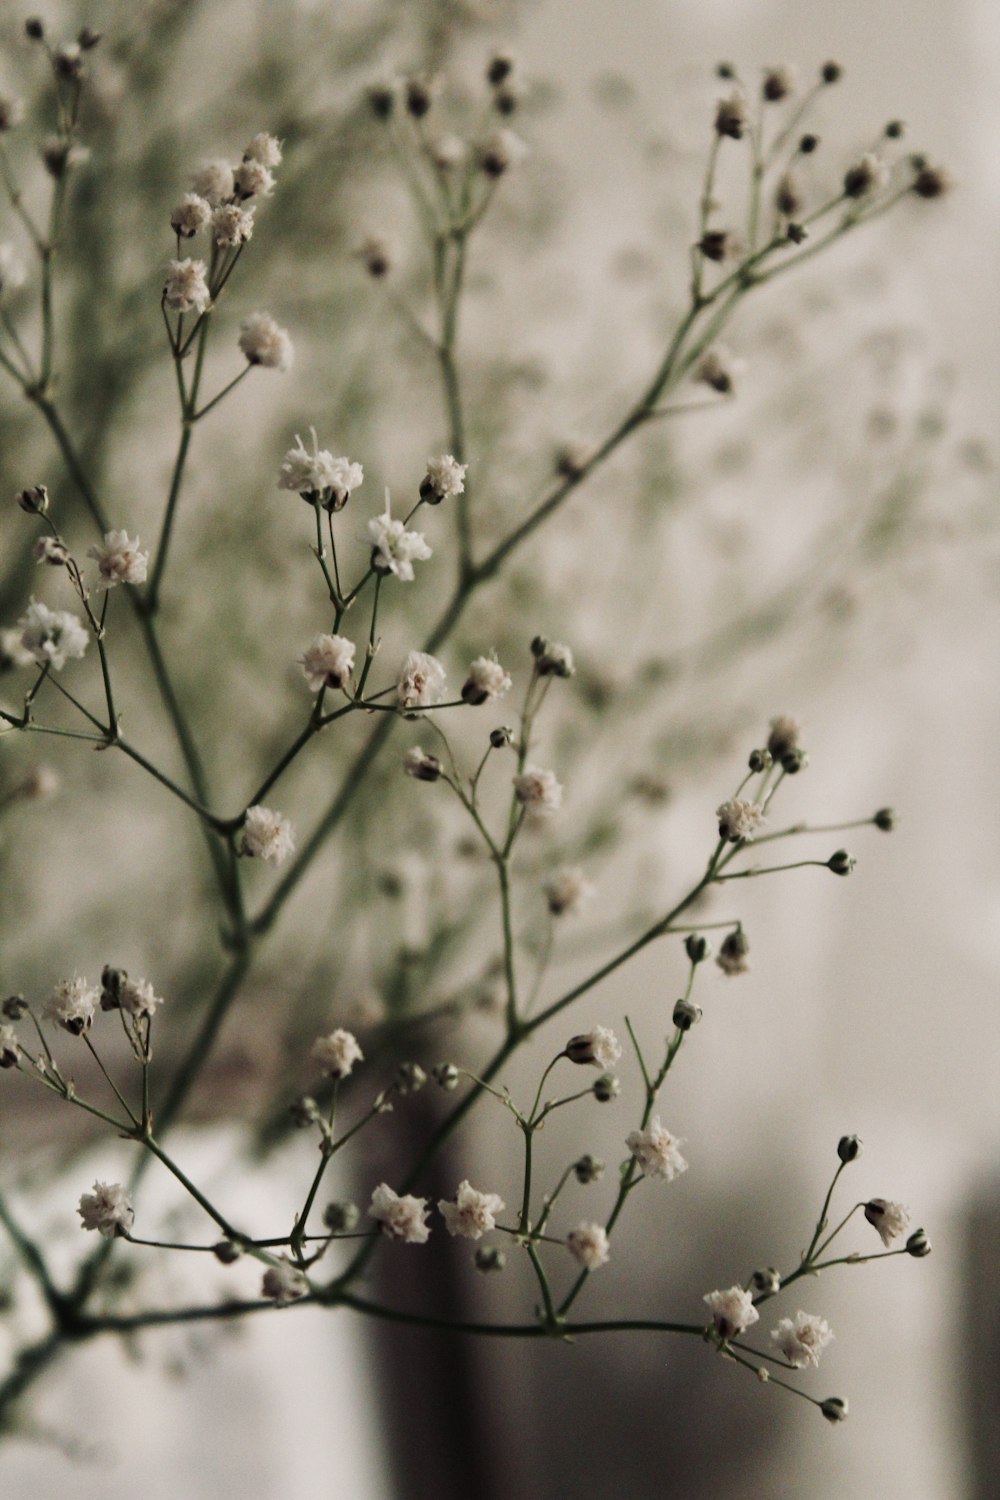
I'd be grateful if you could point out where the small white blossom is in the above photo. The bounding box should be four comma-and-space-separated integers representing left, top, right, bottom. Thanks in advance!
626, 1117, 688, 1181
261, 1257, 308, 1305
716, 798, 765, 842
234, 158, 275, 199
18, 600, 89, 671
421, 454, 467, 503
311, 1028, 364, 1079
704, 1285, 759, 1340
170, 193, 211, 238
33, 536, 69, 566
462, 654, 511, 705
566, 1026, 622, 1069
47, 975, 99, 1034
299, 633, 355, 691
211, 202, 255, 248
0, 243, 26, 293
0, 627, 34, 670
368, 506, 432, 582
544, 866, 594, 916
513, 765, 562, 817
397, 651, 447, 711
0, 1024, 20, 1068
864, 1198, 911, 1247
118, 977, 163, 1020
403, 746, 442, 781
369, 1183, 431, 1244
239, 311, 293, 371
87, 530, 148, 589
279, 430, 362, 508
438, 1180, 505, 1240
241, 805, 296, 866
770, 1311, 834, 1369
191, 159, 235, 205
163, 257, 211, 314
566, 1222, 610, 1269
243, 132, 283, 169
78, 1181, 134, 1239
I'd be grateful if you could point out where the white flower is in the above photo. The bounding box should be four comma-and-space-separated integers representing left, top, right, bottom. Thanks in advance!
163, 257, 211, 314
704, 1285, 759, 1340
513, 765, 562, 817
479, 127, 528, 177
566, 1026, 621, 1069
566, 1222, 610, 1269
626, 1117, 688, 1181
241, 805, 296, 865
47, 975, 99, 1034
403, 746, 442, 781
211, 202, 255, 248
462, 654, 511, 705
299, 634, 355, 691
864, 1197, 911, 1247
420, 454, 467, 503
0, 242, 26, 292
87, 530, 148, 589
243, 132, 283, 169
118, 977, 163, 1020
279, 430, 362, 508
261, 1257, 308, 1305
170, 193, 212, 238
0, 627, 34, 670
369, 1183, 431, 1244
397, 651, 446, 711
78, 1181, 134, 1238
716, 798, 765, 842
770, 1311, 834, 1369
234, 158, 275, 199
544, 866, 594, 916
0, 1024, 20, 1068
238, 311, 293, 371
18, 600, 89, 670
311, 1028, 364, 1079
536, 641, 575, 678
368, 506, 432, 582
33, 536, 69, 566
191, 159, 235, 205
438, 1180, 505, 1240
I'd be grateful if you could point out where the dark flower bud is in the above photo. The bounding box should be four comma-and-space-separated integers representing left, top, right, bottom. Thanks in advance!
489, 726, 513, 749
884, 119, 905, 140
748, 748, 772, 773
324, 1201, 360, 1234
751, 1266, 781, 1294
786, 222, 808, 244
781, 748, 808, 775
405, 77, 433, 119
367, 84, 395, 121
487, 52, 515, 86
474, 1245, 506, 1272
799, 133, 819, 154
912, 164, 950, 199
2, 995, 29, 1020
25, 19, 45, 41
78, 28, 103, 50
820, 62, 842, 84
100, 965, 128, 1011
289, 1094, 320, 1128
716, 62, 736, 80
820, 1397, 848, 1424
873, 807, 896, 832
432, 1062, 460, 1090
837, 1134, 862, 1163
17, 484, 49, 516
685, 934, 710, 965
592, 1073, 620, 1102
574, 1154, 604, 1184
717, 927, 750, 976
673, 997, 703, 1031
213, 1239, 242, 1264
827, 849, 856, 876
906, 1227, 931, 1258
395, 1061, 427, 1095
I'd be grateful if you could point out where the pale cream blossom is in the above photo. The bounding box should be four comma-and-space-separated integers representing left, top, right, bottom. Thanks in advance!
241, 805, 296, 865
163, 257, 211, 314
261, 1257, 308, 1304
18, 600, 88, 670
397, 651, 446, 711
544, 866, 594, 916
47, 975, 99, 1034
704, 1285, 759, 1340
191, 159, 234, 204
566, 1026, 621, 1069
243, 132, 283, 169
211, 202, 255, 248
438, 1181, 505, 1240
566, 1222, 610, 1269
420, 454, 467, 503
170, 193, 211, 238
78, 1181, 134, 1238
369, 1183, 431, 1244
238, 312, 293, 370
513, 765, 562, 817
626, 1117, 688, 1181
770, 1311, 834, 1369
864, 1198, 911, 1247
462, 654, 511, 705
299, 634, 355, 691
368, 507, 432, 581
716, 798, 765, 842
311, 1028, 364, 1079
88, 530, 148, 589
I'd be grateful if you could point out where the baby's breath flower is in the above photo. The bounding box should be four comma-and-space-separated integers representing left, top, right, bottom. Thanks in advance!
912, 162, 951, 199
479, 127, 528, 178
821, 1396, 849, 1424
0, 1025, 20, 1068
41, 137, 88, 178
397, 650, 447, 711
716, 798, 764, 842
278, 429, 362, 509
234, 157, 275, 199
438, 1181, 505, 1240
191, 159, 235, 205
0, 627, 34, 671
420, 454, 467, 504
261, 1257, 308, 1304
704, 1285, 759, 1340
566, 1025, 621, 1069
513, 765, 562, 817
18, 600, 88, 671
462, 654, 511, 705
239, 312, 293, 370
566, 1222, 610, 1269
770, 1311, 834, 1369
767, 715, 801, 759
243, 132, 283, 169
717, 927, 750, 975
211, 202, 255, 248
118, 977, 163, 1020
78, 1182, 134, 1238
403, 746, 442, 782
535, 639, 575, 678
299, 633, 355, 691
368, 507, 433, 581
311, 1028, 364, 1079
715, 90, 748, 140
843, 151, 890, 199
775, 172, 803, 217
696, 346, 740, 394
47, 975, 99, 1034
0, 243, 27, 293
170, 193, 211, 238
88, 530, 148, 589
369, 1183, 431, 1243
33, 536, 68, 567
241, 805, 296, 865
17, 765, 60, 801
762, 64, 797, 102
163, 258, 211, 314
698, 229, 746, 263
544, 865, 594, 916
864, 1197, 911, 1247
626, 1117, 688, 1181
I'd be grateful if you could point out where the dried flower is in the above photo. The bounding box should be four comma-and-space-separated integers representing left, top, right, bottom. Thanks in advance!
397, 651, 447, 712
170, 193, 211, 238
429, 134, 466, 171
369, 1184, 431, 1243
698, 229, 746, 263
33, 536, 69, 567
766, 715, 801, 760
566, 1026, 622, 1069
163, 258, 211, 314
241, 805, 296, 866
239, 312, 293, 370
438, 1181, 505, 1240
775, 172, 803, 217
261, 1257, 308, 1305
368, 507, 432, 581
820, 1396, 849, 1424
420, 454, 467, 504
770, 1311, 834, 1368
403, 746, 442, 782
299, 634, 355, 691
864, 1197, 911, 1247
462, 654, 511, 705
88, 530, 148, 589
704, 1285, 759, 1340
243, 132, 283, 169
626, 1117, 688, 1181
672, 997, 702, 1031
544, 866, 594, 916
566, 1222, 610, 1269
16, 484, 48, 514
18, 600, 88, 670
118, 977, 164, 1020
191, 159, 235, 205
716, 798, 764, 842
233, 158, 275, 199
311, 1028, 364, 1079
762, 65, 797, 102
47, 975, 99, 1034
513, 765, 563, 817
574, 1155, 604, 1184
534, 639, 575, 678
717, 927, 750, 975
912, 163, 951, 199
211, 203, 255, 249
78, 1182, 134, 1238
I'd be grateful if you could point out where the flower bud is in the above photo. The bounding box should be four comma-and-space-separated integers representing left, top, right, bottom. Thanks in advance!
873, 807, 896, 832
432, 1062, 460, 1090
827, 849, 856, 876
748, 748, 772, 772
574, 1154, 605, 1184
781, 748, 808, 774
78, 27, 102, 50
820, 1396, 848, 1424
672, 997, 703, 1031
213, 1239, 242, 1264
2, 994, 28, 1020
17, 484, 49, 515
0, 1030, 19, 1069
837, 1134, 862, 1163
405, 77, 433, 119
592, 1073, 620, 1102
100, 965, 128, 1011
717, 927, 750, 976
820, 61, 842, 84
25, 19, 45, 41
289, 1094, 320, 1128
884, 119, 905, 140
535, 641, 575, 678
750, 1266, 781, 1294
474, 1244, 506, 1273
395, 1061, 427, 1095
906, 1227, 931, 1258
487, 52, 514, 86
403, 747, 442, 782
799, 133, 819, 154
786, 222, 807, 245
367, 84, 395, 121
684, 934, 711, 965
323, 1201, 360, 1234
489, 726, 513, 749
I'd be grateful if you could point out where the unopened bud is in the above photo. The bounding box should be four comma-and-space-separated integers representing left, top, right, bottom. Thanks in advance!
672, 997, 703, 1031
395, 1061, 427, 1095
906, 1227, 931, 1258
25, 19, 45, 41
780, 748, 808, 775
213, 1239, 242, 1264
489, 726, 513, 749
750, 1266, 781, 1294
574, 1154, 604, 1184
820, 1396, 848, 1424
2, 995, 28, 1020
684, 934, 710, 965
487, 52, 515, 86
820, 61, 842, 84
884, 119, 905, 140
873, 807, 896, 832
592, 1073, 619, 1102
432, 1062, 460, 1090
323, 1201, 360, 1234
474, 1244, 506, 1272
100, 965, 127, 1012
367, 83, 395, 121
748, 748, 772, 772
837, 1134, 862, 1163
827, 849, 856, 876
289, 1094, 320, 1128
405, 77, 433, 119
78, 27, 102, 50
17, 484, 49, 515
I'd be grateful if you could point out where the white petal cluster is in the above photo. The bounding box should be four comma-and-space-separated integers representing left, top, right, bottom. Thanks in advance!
544, 865, 594, 916
397, 651, 447, 711
78, 1181, 134, 1238
163, 257, 211, 314
170, 193, 211, 238
462, 654, 511, 705
211, 203, 255, 248
566, 1222, 610, 1269
716, 798, 765, 842
864, 1197, 911, 1247
261, 1257, 308, 1305
369, 1184, 431, 1244
234, 158, 275, 199
626, 1117, 688, 1181
0, 1024, 20, 1067
241, 805, 296, 866
119, 977, 163, 1020
368, 509, 433, 582
88, 530, 148, 589
299, 633, 355, 691
703, 1285, 759, 1340
191, 159, 235, 205
47, 975, 99, 1033
566, 1025, 622, 1069
0, 626, 34, 669
238, 312, 293, 371
279, 430, 362, 506
310, 1028, 364, 1079
770, 1311, 834, 1369
244, 132, 283, 169
421, 453, 467, 502
513, 765, 562, 817
438, 1180, 505, 1240
19, 600, 88, 670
